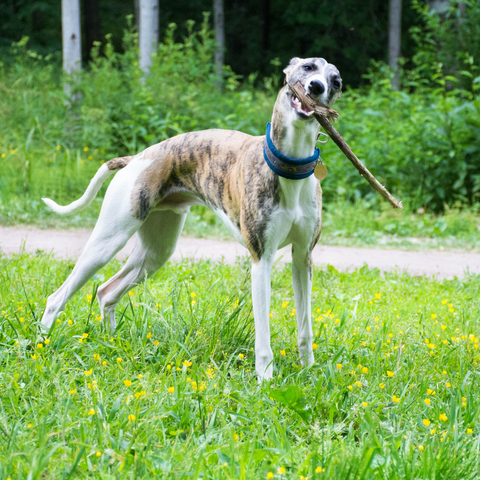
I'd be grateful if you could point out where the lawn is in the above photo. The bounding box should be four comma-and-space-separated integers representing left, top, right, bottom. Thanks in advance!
1, 252, 480, 479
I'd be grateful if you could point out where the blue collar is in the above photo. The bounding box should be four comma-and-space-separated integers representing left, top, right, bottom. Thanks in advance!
263, 122, 320, 180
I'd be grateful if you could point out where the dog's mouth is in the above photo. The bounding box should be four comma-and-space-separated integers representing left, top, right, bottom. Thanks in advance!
290, 92, 315, 118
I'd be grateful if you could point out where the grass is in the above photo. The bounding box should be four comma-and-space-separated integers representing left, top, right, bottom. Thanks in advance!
1, 252, 480, 478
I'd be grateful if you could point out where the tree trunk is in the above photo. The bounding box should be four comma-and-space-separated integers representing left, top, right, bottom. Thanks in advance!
213, 0, 225, 90
83, 0, 101, 61
62, 0, 82, 102
388, 0, 402, 90
139, 0, 159, 75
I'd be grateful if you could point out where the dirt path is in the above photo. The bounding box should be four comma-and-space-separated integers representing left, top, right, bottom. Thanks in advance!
1, 226, 480, 280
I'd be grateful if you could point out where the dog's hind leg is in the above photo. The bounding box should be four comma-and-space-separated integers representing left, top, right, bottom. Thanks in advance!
40, 171, 144, 330
97, 209, 187, 331
291, 245, 314, 367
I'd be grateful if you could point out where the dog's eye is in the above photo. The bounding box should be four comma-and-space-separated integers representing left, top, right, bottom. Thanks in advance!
333, 79, 341, 89
303, 65, 312, 71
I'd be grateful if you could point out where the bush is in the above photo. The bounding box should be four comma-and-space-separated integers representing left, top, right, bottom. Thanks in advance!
0, 13, 479, 217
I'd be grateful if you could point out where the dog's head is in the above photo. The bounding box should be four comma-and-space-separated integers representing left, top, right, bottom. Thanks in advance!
283, 57, 342, 118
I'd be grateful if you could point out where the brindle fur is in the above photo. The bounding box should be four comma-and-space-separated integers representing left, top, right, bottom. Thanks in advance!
106, 156, 134, 171
127, 130, 281, 262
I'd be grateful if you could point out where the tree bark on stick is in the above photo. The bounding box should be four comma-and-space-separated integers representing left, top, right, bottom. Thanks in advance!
62, 0, 82, 102
289, 82, 403, 210
213, 0, 225, 90
139, 0, 159, 75
388, 0, 402, 90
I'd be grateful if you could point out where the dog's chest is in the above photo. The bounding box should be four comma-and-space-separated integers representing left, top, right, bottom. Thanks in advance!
272, 177, 321, 249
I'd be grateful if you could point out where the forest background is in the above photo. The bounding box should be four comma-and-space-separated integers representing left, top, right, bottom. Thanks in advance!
1, 0, 480, 246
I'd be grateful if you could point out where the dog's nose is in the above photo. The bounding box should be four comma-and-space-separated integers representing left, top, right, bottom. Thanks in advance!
309, 80, 325, 96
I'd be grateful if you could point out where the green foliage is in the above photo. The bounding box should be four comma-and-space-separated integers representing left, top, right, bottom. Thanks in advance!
1, 253, 480, 477
1, 14, 480, 224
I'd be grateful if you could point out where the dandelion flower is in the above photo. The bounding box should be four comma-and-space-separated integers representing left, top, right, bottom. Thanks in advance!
431, 314, 437, 319
96, 451, 102, 457
439, 413, 448, 422
84, 369, 93, 376
117, 357, 122, 363
379, 383, 385, 389
182, 360, 192, 367
87, 409, 95, 416
124, 380, 132, 387
239, 354, 244, 359
392, 395, 400, 403
418, 445, 424, 451
69, 389, 77, 395
167, 386, 175, 394
362, 402, 369, 407
277, 467, 286, 474
424, 398, 431, 405
37, 343, 43, 349
128, 291, 133, 297
423, 419, 431, 427
467, 428, 473, 434
128, 414, 136, 422
267, 473, 274, 480
280, 349, 286, 356
362, 367, 368, 374
387, 370, 395, 377
312, 343, 318, 350
337, 363, 342, 370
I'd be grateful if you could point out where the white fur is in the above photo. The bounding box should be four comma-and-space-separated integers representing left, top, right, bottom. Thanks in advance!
42, 164, 113, 214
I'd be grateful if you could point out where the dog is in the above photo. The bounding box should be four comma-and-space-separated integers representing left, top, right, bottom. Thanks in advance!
40, 57, 342, 380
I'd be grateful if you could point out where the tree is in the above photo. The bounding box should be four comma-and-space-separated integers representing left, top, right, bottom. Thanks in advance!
389, 0, 402, 90
213, 0, 224, 90
139, 0, 159, 75
62, 0, 82, 101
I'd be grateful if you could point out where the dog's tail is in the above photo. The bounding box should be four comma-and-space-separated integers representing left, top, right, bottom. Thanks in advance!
42, 156, 134, 215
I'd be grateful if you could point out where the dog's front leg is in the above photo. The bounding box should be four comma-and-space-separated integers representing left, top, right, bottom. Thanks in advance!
251, 256, 275, 381
292, 246, 314, 367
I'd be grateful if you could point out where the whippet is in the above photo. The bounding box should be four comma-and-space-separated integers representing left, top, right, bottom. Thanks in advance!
40, 57, 342, 380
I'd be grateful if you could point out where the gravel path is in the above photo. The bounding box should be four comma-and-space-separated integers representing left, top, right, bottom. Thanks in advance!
1, 226, 480, 279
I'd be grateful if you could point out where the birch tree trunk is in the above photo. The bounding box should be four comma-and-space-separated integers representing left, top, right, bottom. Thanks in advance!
139, 0, 159, 75
213, 0, 225, 90
62, 0, 82, 102
388, 0, 402, 90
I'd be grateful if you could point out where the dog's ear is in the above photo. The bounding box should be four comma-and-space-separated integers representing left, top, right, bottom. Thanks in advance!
283, 57, 301, 76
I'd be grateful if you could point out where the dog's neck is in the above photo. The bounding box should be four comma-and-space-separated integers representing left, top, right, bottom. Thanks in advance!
270, 86, 320, 160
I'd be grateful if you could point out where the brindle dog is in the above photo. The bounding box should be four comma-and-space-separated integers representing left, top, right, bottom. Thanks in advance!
41, 57, 342, 380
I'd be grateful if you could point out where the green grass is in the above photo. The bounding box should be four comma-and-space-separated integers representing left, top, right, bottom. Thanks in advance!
1, 252, 480, 478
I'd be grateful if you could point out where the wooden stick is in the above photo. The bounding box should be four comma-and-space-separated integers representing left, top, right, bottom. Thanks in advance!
289, 82, 403, 210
